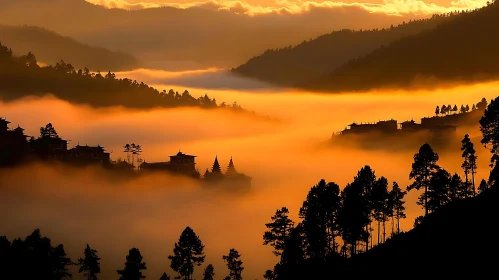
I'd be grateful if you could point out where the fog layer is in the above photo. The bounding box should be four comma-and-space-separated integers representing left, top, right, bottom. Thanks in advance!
1, 73, 498, 279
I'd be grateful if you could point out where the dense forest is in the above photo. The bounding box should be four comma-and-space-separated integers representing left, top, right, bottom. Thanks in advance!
302, 1, 499, 92
0, 42, 252, 113
231, 13, 455, 87
2, 96, 499, 279
0, 24, 140, 71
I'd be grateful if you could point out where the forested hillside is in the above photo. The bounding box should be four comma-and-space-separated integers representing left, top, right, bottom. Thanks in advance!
0, 25, 140, 71
302, 2, 499, 92
231, 14, 454, 86
0, 42, 251, 114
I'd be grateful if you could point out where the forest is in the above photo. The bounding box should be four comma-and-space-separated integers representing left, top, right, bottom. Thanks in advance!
2, 93, 499, 280
232, 12, 455, 87
302, 1, 499, 92
0, 42, 249, 112
0, 24, 140, 71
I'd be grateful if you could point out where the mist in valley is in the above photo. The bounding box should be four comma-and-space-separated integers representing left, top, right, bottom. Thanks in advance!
1, 68, 498, 279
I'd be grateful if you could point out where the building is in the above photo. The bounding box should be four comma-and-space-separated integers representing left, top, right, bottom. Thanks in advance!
204, 156, 252, 188
140, 151, 200, 178
0, 118, 31, 166
341, 119, 398, 135
65, 144, 111, 166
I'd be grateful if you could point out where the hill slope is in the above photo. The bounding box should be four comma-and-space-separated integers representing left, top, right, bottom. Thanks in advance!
0, 0, 423, 69
231, 15, 452, 87
347, 185, 499, 276
0, 25, 140, 71
302, 3, 499, 92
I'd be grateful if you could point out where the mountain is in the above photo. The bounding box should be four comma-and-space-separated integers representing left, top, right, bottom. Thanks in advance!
347, 186, 499, 276
302, 2, 499, 92
0, 42, 251, 114
231, 15, 453, 87
0, 0, 422, 70
0, 25, 140, 71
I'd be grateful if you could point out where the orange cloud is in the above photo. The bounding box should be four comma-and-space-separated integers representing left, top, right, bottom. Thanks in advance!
86, 0, 488, 15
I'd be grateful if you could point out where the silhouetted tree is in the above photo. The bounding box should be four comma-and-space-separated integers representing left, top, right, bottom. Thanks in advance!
371, 177, 389, 245
299, 179, 341, 258
263, 269, 275, 280
428, 169, 451, 212
390, 182, 406, 234
78, 244, 101, 280
353, 165, 376, 250
480, 97, 499, 186
478, 179, 489, 193
160, 272, 171, 280
6, 229, 73, 280
338, 181, 369, 255
280, 223, 305, 267
452, 104, 458, 113
168, 227, 206, 280
40, 123, 59, 138
461, 134, 477, 195
465, 104, 470, 112
263, 207, 294, 256
222, 249, 243, 280
117, 248, 147, 280
202, 264, 215, 280
408, 143, 440, 217
414, 215, 425, 227
435, 105, 440, 115
441, 105, 447, 115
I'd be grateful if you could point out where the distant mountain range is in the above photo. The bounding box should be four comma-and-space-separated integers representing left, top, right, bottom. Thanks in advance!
0, 25, 140, 71
234, 3, 499, 92
302, 3, 499, 92
0, 0, 423, 70
231, 15, 453, 87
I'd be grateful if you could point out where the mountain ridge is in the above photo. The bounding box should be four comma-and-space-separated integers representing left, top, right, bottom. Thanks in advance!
0, 24, 140, 71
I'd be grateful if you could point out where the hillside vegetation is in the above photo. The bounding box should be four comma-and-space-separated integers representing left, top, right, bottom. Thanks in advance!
303, 2, 499, 92
232, 14, 453, 86
0, 25, 140, 71
0, 42, 253, 114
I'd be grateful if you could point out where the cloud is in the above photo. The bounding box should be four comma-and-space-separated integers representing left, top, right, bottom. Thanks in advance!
1, 77, 498, 279
86, 0, 488, 15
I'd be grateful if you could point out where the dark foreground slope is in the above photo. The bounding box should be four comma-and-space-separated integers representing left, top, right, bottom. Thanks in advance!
232, 15, 451, 87
303, 2, 499, 92
0, 25, 140, 71
347, 186, 499, 276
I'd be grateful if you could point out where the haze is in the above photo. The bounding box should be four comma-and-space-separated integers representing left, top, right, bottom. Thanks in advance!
1, 70, 498, 279
0, 0, 488, 69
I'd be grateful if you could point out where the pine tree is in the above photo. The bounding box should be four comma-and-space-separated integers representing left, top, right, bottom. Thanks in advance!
427, 169, 451, 213
222, 249, 244, 280
168, 227, 205, 280
160, 272, 171, 280
370, 177, 389, 245
263, 269, 275, 280
408, 143, 440, 217
390, 182, 406, 234
478, 179, 489, 193
352, 165, 376, 250
202, 264, 215, 280
117, 248, 147, 280
337, 181, 370, 255
263, 207, 294, 256
461, 134, 477, 195
78, 244, 101, 280
299, 180, 341, 258
480, 97, 499, 185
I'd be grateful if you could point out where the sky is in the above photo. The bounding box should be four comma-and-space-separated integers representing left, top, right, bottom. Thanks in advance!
1, 69, 498, 279
86, 0, 490, 15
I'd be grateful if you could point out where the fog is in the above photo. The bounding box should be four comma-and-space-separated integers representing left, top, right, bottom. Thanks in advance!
1, 71, 498, 279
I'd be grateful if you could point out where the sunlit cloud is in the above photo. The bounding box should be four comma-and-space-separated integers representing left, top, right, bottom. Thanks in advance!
86, 0, 488, 15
